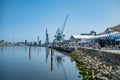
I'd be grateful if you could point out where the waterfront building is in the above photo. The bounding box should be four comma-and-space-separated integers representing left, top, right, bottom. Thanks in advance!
67, 24, 120, 49
69, 35, 94, 48
88, 28, 120, 48
0, 40, 5, 46
54, 24, 120, 49
39, 40, 41, 46
25, 40, 27, 46
29, 41, 37, 46
37, 36, 41, 46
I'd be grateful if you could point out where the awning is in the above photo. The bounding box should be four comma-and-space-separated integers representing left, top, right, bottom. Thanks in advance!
110, 24, 120, 32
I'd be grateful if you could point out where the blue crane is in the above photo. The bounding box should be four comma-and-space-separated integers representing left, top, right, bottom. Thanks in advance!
53, 15, 69, 43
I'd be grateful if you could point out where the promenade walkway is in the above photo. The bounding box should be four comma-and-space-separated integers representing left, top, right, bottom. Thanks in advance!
82, 47, 120, 54
101, 49, 120, 54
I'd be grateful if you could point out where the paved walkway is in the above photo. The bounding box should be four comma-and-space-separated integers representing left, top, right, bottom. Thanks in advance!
82, 47, 120, 54
101, 49, 120, 54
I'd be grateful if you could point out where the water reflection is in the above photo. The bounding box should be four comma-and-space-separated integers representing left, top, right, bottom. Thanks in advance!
0, 46, 81, 80
48, 48, 68, 79
37, 47, 41, 54
45, 47, 54, 72
55, 55, 68, 80
25, 46, 27, 53
56, 56, 63, 68
50, 48, 54, 72
33, 47, 36, 53
0, 46, 4, 53
45, 47, 49, 63
29, 47, 31, 60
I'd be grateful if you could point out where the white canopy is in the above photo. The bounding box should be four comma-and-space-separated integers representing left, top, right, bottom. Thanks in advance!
89, 32, 119, 39
70, 35, 94, 39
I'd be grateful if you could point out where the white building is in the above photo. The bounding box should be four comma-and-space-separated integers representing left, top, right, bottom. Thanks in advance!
69, 35, 94, 48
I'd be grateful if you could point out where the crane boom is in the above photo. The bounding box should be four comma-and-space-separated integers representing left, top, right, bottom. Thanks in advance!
61, 15, 69, 34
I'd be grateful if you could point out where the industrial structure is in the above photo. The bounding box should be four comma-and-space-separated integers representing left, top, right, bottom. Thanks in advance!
53, 15, 69, 44
45, 29, 49, 45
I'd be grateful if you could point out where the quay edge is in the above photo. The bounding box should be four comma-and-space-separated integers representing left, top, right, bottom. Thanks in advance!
53, 46, 75, 52
53, 46, 120, 80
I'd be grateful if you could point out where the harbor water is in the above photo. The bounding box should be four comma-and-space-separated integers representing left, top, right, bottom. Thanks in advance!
0, 46, 82, 80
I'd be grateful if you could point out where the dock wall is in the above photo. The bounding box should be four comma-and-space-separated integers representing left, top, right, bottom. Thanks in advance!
53, 47, 75, 52
79, 48, 120, 65
53, 46, 120, 65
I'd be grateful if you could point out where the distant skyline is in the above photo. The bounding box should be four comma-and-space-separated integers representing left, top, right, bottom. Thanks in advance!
0, 0, 120, 43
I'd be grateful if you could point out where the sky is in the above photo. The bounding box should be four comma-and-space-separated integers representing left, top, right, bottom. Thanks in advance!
0, 0, 120, 43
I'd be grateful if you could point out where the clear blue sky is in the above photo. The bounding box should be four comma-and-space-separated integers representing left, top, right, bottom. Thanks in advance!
0, 0, 120, 43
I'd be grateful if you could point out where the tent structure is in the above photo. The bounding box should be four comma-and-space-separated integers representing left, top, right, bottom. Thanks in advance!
70, 35, 94, 39
110, 24, 120, 32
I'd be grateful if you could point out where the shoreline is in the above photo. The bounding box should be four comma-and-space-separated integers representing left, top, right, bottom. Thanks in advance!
71, 50, 120, 80
53, 47, 120, 80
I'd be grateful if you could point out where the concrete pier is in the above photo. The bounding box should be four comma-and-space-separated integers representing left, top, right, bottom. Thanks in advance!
53, 46, 120, 65
79, 48, 120, 65
53, 46, 75, 52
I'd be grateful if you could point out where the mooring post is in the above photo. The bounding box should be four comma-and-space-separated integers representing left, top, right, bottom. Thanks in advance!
50, 47, 53, 71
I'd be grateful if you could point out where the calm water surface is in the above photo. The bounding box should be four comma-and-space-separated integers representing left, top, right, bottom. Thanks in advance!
0, 46, 82, 80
